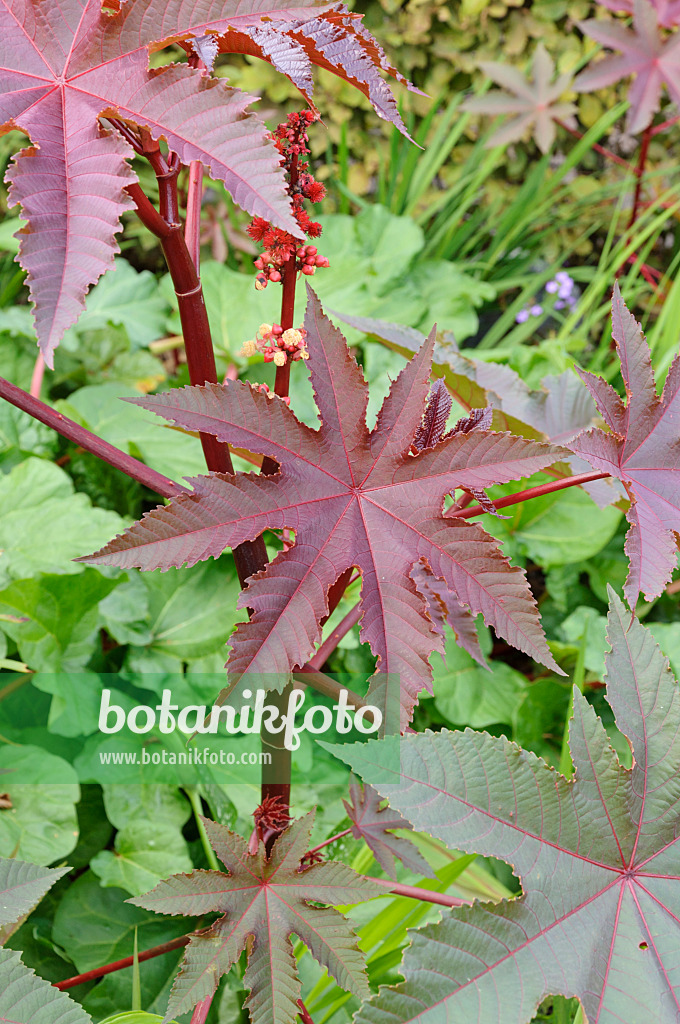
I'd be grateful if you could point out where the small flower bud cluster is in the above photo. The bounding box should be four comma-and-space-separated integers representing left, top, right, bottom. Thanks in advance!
239, 323, 309, 367
516, 270, 578, 324
247, 110, 329, 290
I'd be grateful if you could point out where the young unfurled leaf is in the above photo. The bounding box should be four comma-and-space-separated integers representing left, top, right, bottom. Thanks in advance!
206, 2, 419, 138
82, 288, 564, 728
335, 591, 680, 1024
567, 284, 680, 604
343, 778, 435, 880
0, 856, 68, 928
0, 948, 91, 1024
0, 0, 320, 364
129, 812, 384, 1024
462, 44, 577, 154
575, 0, 680, 133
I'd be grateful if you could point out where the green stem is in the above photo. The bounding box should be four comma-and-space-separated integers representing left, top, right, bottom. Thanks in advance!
185, 787, 219, 871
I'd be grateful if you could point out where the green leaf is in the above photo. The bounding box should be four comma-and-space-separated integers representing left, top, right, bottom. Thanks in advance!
52, 871, 192, 975
0, 948, 91, 1024
101, 785, 191, 832
0, 572, 119, 673
0, 856, 68, 927
60, 260, 169, 351
56, 384, 206, 482
0, 747, 79, 864
431, 626, 527, 728
124, 559, 241, 668
0, 459, 125, 587
336, 591, 680, 1024
91, 821, 193, 897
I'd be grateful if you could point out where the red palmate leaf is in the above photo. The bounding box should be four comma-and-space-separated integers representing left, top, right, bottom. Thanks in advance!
567, 284, 680, 604
82, 288, 564, 728
130, 812, 385, 1024
0, 0, 325, 364
343, 778, 435, 880
575, 0, 680, 133
199, 2, 420, 138
598, 0, 680, 27
462, 43, 577, 154
336, 591, 680, 1024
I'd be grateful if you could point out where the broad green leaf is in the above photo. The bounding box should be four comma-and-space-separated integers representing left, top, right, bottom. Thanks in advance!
0, 948, 91, 1024
0, 459, 124, 587
0, 747, 79, 864
57, 384, 206, 482
0, 856, 68, 927
52, 871, 193, 975
60, 260, 169, 351
91, 821, 192, 897
124, 558, 242, 668
102, 785, 191, 832
0, 572, 119, 673
431, 626, 527, 728
336, 592, 680, 1024
32, 671, 107, 738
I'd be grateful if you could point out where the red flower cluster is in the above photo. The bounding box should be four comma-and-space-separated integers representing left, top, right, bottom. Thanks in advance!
247, 110, 329, 290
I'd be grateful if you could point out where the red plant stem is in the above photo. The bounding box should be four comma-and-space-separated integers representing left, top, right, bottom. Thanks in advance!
128, 160, 270, 588
308, 603, 364, 671
53, 934, 192, 990
555, 119, 632, 171
304, 827, 353, 859
0, 376, 182, 498
190, 995, 214, 1024
651, 113, 680, 135
446, 470, 610, 520
185, 161, 204, 271
628, 123, 652, 232
29, 352, 45, 399
375, 878, 469, 908
259, 149, 301, 822
297, 999, 315, 1024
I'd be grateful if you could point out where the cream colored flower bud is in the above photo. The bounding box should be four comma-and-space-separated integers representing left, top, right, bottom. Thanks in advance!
273, 350, 287, 366
281, 328, 303, 346
300, 346, 310, 360
239, 339, 257, 357
258, 323, 273, 337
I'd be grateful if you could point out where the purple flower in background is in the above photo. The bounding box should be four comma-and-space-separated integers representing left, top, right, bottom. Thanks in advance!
517, 268, 579, 325
530, 304, 543, 316
516, 308, 530, 323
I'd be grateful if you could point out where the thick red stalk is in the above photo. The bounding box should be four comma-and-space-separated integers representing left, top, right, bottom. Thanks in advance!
259, 147, 302, 820
53, 934, 192, 990
445, 470, 611, 520
297, 999, 315, 1024
0, 376, 181, 497
127, 157, 270, 589
185, 161, 204, 271
190, 995, 214, 1023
